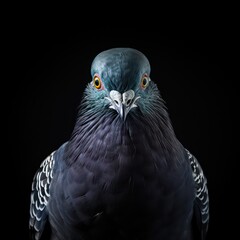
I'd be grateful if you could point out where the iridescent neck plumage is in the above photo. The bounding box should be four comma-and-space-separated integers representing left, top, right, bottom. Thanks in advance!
65, 89, 181, 167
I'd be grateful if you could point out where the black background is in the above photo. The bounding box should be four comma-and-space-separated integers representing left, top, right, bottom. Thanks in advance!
7, 17, 233, 240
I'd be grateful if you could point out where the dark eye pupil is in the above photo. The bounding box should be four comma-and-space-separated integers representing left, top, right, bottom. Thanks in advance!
143, 78, 147, 86
95, 79, 100, 86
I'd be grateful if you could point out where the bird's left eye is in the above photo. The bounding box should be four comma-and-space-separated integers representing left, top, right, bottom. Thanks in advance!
93, 75, 102, 89
141, 74, 150, 89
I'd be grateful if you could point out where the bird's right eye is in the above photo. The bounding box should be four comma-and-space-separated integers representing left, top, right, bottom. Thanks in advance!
93, 75, 102, 89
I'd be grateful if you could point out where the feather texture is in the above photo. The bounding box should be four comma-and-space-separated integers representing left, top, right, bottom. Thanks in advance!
29, 151, 55, 239
186, 149, 209, 239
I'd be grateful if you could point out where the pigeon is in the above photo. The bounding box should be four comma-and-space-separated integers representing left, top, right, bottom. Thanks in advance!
29, 48, 209, 240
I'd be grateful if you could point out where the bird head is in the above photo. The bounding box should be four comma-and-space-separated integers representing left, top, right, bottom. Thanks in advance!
84, 48, 159, 121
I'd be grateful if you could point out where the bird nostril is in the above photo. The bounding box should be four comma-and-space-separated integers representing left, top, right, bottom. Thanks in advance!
126, 99, 132, 106
114, 100, 119, 105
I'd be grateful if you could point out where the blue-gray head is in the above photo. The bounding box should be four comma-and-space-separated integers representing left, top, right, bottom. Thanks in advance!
83, 48, 162, 121
68, 48, 177, 163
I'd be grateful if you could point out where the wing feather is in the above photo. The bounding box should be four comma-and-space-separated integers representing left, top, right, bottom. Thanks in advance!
186, 149, 209, 240
29, 151, 55, 240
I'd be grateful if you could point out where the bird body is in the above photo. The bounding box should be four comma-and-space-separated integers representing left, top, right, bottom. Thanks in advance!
29, 48, 209, 240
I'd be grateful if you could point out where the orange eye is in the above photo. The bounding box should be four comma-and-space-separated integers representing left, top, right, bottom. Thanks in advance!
93, 75, 102, 89
141, 74, 149, 89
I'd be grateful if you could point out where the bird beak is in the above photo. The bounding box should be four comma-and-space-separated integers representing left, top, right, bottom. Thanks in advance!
105, 90, 140, 121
